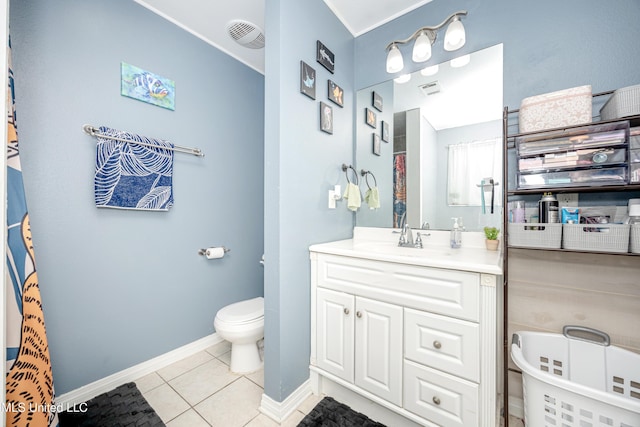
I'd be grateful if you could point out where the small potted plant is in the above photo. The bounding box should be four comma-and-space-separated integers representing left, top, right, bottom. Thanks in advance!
484, 226, 500, 251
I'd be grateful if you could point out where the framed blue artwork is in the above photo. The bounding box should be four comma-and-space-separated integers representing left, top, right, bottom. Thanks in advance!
121, 63, 175, 110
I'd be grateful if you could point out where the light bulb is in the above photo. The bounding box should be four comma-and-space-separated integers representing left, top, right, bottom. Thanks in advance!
386, 44, 404, 74
444, 17, 466, 51
412, 31, 432, 63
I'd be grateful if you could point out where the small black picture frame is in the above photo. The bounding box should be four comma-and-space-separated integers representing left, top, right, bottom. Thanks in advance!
372, 91, 383, 112
382, 121, 390, 142
300, 61, 316, 100
373, 133, 381, 156
320, 102, 333, 134
316, 40, 335, 74
328, 80, 344, 107
365, 108, 377, 129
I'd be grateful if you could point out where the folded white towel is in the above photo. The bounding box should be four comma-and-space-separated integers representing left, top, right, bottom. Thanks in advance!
343, 182, 361, 211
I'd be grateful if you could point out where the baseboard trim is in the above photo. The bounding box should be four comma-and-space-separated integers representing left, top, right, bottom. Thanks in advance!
56, 333, 223, 406
259, 379, 312, 423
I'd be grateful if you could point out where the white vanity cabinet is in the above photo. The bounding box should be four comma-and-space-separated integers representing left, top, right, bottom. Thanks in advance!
309, 245, 501, 427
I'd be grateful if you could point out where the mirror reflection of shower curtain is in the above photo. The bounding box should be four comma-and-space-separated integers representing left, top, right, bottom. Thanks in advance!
393, 153, 406, 228
447, 138, 502, 207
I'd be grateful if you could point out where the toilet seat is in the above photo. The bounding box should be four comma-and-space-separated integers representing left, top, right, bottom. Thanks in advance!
216, 297, 263, 324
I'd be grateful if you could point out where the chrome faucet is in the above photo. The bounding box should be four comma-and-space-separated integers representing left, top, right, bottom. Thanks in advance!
397, 212, 426, 248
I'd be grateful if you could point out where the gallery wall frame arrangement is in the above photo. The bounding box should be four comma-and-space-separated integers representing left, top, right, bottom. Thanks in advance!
382, 120, 390, 142
365, 107, 377, 128
372, 91, 383, 112
328, 80, 344, 107
373, 133, 381, 156
300, 60, 316, 100
320, 101, 333, 134
316, 40, 335, 73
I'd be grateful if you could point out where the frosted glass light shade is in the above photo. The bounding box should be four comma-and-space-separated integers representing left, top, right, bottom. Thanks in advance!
394, 74, 411, 84
386, 44, 404, 73
420, 64, 439, 76
450, 54, 470, 68
412, 32, 432, 63
444, 17, 465, 51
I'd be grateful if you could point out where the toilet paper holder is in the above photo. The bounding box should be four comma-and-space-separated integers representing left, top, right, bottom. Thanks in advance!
198, 246, 230, 256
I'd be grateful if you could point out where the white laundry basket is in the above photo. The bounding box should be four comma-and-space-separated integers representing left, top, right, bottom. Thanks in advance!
511, 326, 640, 426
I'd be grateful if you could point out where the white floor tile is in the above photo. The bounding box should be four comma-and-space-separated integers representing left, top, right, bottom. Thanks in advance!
217, 350, 231, 366
206, 340, 231, 357
169, 358, 240, 406
245, 369, 264, 388
244, 413, 280, 427
142, 383, 190, 423
281, 410, 306, 427
166, 409, 211, 427
296, 393, 324, 415
157, 350, 215, 382
194, 377, 263, 427
135, 372, 165, 393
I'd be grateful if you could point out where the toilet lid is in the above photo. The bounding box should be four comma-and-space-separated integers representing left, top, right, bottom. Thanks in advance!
217, 297, 264, 323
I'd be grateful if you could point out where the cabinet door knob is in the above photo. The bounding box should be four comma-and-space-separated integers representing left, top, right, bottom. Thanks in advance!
343, 308, 350, 315
356, 311, 362, 318
432, 396, 441, 405
433, 340, 442, 349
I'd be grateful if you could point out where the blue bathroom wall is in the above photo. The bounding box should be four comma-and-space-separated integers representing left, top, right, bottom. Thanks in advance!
10, 0, 265, 394
263, 0, 355, 402
355, 0, 640, 107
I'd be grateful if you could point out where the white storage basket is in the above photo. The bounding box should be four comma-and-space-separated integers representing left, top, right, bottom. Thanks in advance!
511, 326, 640, 427
631, 223, 640, 254
562, 223, 630, 253
508, 223, 562, 249
600, 84, 640, 120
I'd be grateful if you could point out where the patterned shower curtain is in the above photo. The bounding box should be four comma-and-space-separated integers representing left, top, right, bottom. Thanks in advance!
5, 38, 58, 427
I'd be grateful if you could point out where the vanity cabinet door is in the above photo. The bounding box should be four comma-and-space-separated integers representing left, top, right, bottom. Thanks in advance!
316, 288, 355, 382
355, 296, 403, 406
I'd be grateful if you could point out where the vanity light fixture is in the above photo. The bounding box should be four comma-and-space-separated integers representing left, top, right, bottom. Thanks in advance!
394, 74, 411, 84
450, 54, 471, 68
385, 10, 467, 74
420, 64, 439, 76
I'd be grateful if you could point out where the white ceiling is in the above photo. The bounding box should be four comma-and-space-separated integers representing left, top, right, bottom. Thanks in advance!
134, 0, 432, 74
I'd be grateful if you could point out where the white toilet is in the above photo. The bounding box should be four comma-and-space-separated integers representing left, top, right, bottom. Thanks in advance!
214, 296, 264, 374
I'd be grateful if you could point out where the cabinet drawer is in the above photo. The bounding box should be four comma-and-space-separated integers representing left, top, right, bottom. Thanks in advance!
404, 360, 478, 427
316, 254, 479, 322
405, 308, 479, 382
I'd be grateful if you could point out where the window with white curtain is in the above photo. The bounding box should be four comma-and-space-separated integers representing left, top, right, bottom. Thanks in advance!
447, 137, 502, 206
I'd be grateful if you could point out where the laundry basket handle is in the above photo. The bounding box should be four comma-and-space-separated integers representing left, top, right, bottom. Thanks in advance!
563, 325, 610, 346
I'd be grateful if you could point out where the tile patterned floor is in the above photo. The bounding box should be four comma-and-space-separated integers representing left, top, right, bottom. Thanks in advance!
135, 341, 322, 426
135, 340, 526, 426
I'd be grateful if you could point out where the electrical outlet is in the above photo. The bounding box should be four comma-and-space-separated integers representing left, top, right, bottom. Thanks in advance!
558, 193, 579, 207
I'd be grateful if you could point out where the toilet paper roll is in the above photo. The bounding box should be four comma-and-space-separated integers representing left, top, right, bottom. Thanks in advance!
205, 247, 226, 259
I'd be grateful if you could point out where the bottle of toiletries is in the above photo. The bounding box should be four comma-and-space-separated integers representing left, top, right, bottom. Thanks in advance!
450, 217, 462, 249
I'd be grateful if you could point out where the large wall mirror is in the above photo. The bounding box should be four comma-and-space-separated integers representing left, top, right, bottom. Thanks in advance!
355, 44, 504, 231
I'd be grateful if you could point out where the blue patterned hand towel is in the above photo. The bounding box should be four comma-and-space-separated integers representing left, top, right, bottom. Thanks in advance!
94, 126, 174, 211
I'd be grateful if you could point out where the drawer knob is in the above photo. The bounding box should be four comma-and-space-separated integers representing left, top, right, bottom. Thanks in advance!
344, 308, 350, 315
432, 396, 441, 405
356, 311, 362, 318
433, 341, 442, 349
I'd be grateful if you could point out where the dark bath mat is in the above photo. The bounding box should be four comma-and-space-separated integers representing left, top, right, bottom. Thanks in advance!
58, 382, 165, 427
298, 396, 386, 427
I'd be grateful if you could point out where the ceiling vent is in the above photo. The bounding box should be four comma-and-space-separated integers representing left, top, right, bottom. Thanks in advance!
420, 81, 441, 96
227, 20, 265, 49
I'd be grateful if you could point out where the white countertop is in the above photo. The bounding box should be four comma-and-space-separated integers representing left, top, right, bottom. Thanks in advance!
309, 227, 503, 275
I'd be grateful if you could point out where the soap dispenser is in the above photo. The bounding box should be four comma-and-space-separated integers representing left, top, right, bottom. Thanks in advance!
450, 217, 462, 249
